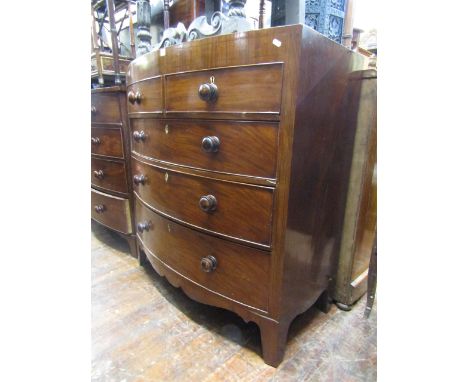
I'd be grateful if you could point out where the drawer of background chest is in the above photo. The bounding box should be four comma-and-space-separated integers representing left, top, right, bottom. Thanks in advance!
91, 93, 121, 123
91, 189, 132, 234
91, 157, 128, 194
165, 63, 283, 120
132, 159, 274, 248
91, 127, 124, 158
135, 198, 270, 312
131, 119, 278, 179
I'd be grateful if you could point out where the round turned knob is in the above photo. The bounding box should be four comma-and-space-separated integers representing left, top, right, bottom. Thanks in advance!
198, 82, 218, 102
94, 204, 105, 213
134, 91, 142, 103
201, 136, 220, 153
93, 170, 105, 179
199, 195, 217, 212
91, 137, 101, 145
91, 105, 97, 115
128, 90, 136, 104
133, 130, 147, 141
133, 174, 147, 185
137, 221, 151, 233
201, 255, 217, 273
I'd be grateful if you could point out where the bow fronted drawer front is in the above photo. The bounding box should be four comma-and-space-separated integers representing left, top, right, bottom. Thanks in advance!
164, 63, 283, 121
132, 159, 274, 249
91, 189, 132, 234
130, 118, 278, 180
135, 197, 270, 312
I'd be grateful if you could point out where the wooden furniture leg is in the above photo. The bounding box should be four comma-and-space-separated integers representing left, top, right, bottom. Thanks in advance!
125, 235, 139, 259
316, 289, 331, 314
258, 319, 290, 367
137, 242, 149, 267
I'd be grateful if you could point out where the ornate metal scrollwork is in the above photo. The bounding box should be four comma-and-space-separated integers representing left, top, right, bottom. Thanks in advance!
154, 0, 252, 50
157, 22, 188, 49
186, 11, 226, 41
187, 0, 251, 42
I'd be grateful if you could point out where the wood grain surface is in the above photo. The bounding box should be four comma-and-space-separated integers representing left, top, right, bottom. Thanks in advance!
135, 198, 271, 312
91, 189, 132, 234
132, 158, 274, 248
130, 118, 278, 179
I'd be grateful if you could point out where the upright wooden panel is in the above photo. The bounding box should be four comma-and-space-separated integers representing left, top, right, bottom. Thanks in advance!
333, 69, 377, 308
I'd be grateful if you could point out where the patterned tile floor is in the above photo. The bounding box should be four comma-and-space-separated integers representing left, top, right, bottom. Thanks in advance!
92, 221, 377, 381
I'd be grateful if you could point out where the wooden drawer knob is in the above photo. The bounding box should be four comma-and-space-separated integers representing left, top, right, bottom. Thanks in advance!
93, 170, 105, 179
137, 221, 151, 233
91, 137, 101, 145
201, 255, 217, 273
201, 136, 220, 153
198, 77, 218, 102
133, 174, 147, 185
128, 90, 142, 104
94, 204, 105, 213
133, 130, 147, 141
199, 195, 217, 212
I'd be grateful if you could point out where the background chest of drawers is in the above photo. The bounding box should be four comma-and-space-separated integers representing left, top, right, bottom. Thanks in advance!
91, 86, 137, 257
127, 25, 366, 366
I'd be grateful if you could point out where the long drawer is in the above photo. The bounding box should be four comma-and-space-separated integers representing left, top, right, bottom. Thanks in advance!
135, 198, 270, 311
132, 159, 274, 248
131, 119, 278, 179
91, 127, 124, 158
91, 189, 132, 234
91, 157, 128, 194
164, 63, 283, 119
91, 92, 121, 123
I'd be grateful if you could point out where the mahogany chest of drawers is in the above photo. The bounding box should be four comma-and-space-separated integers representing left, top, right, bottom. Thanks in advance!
127, 25, 366, 366
91, 86, 137, 257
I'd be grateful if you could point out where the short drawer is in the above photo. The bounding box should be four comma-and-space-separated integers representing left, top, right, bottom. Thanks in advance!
127, 77, 163, 114
132, 159, 274, 248
165, 63, 283, 119
91, 189, 132, 234
135, 198, 270, 311
91, 127, 124, 158
91, 93, 121, 123
131, 119, 278, 179
91, 157, 128, 194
